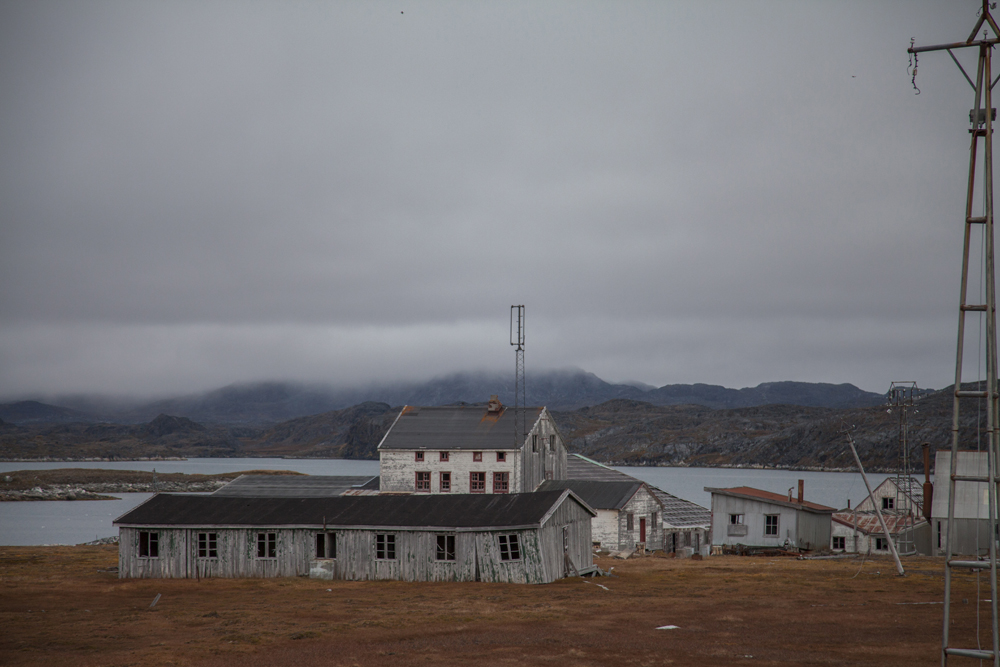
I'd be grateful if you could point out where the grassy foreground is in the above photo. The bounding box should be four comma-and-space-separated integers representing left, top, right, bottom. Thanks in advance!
0, 546, 986, 666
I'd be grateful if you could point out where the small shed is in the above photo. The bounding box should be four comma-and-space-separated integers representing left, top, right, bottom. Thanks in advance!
115, 490, 595, 584
706, 485, 834, 551
831, 511, 930, 555
538, 479, 663, 551
648, 486, 711, 556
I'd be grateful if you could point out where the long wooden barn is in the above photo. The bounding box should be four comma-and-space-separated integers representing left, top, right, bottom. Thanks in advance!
114, 490, 595, 584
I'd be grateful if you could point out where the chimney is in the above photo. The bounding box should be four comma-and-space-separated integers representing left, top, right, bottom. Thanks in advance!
487, 395, 503, 414
922, 442, 934, 520
797, 479, 804, 504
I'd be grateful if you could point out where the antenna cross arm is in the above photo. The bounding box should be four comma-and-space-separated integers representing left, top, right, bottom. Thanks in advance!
909, 38, 999, 54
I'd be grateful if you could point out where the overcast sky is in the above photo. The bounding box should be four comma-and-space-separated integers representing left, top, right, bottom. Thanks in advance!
0, 1, 990, 399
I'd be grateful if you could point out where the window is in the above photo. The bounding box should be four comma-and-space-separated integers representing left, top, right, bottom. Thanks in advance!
415, 471, 430, 492
198, 532, 218, 559
316, 533, 336, 559
498, 534, 521, 561
493, 471, 509, 494
627, 513, 634, 531
440, 471, 451, 492
875, 537, 888, 551
532, 435, 538, 452
257, 532, 277, 558
439, 451, 449, 462
764, 515, 779, 536
651, 511, 658, 527
549, 435, 555, 450
376, 534, 396, 560
497, 451, 506, 462
729, 514, 744, 525
473, 452, 482, 462
436, 535, 456, 561
882, 497, 894, 510
470, 472, 486, 493
415, 451, 424, 462
832, 536, 846, 550
138, 531, 159, 558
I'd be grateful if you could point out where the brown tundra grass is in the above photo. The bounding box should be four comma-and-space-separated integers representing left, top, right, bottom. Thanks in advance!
0, 546, 986, 666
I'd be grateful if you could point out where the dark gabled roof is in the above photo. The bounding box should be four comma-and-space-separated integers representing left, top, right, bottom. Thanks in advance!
566, 453, 637, 482
648, 486, 711, 528
115, 490, 592, 529
537, 479, 646, 511
213, 475, 378, 497
705, 486, 836, 514
377, 405, 546, 451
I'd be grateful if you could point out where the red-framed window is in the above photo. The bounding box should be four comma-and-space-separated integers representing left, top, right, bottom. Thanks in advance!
496, 451, 506, 462
493, 472, 509, 494
473, 452, 482, 462
440, 471, 451, 492
440, 451, 449, 462
415, 451, 424, 462
470, 472, 486, 493
415, 471, 431, 492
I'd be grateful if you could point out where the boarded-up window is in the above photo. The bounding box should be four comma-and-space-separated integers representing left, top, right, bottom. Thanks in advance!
316, 533, 336, 559
198, 532, 218, 559
627, 513, 634, 531
436, 534, 456, 561
497, 451, 506, 462
415, 471, 431, 492
473, 452, 482, 462
440, 471, 451, 492
257, 533, 277, 558
470, 472, 486, 493
493, 472, 509, 494
498, 534, 521, 561
764, 515, 779, 536
139, 531, 158, 558
376, 534, 396, 560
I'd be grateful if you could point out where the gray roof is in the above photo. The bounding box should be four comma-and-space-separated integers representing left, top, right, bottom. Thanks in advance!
567, 453, 637, 482
378, 405, 545, 451
537, 479, 646, 511
213, 475, 378, 497
116, 490, 595, 529
648, 486, 711, 529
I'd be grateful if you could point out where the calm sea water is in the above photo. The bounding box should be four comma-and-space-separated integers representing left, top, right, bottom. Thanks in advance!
0, 458, 897, 546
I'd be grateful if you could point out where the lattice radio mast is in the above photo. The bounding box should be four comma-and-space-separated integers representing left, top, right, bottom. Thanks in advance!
909, 4, 1000, 663
887, 381, 918, 556
510, 305, 525, 448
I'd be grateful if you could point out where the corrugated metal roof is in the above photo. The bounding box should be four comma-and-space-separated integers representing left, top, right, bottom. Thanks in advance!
648, 486, 711, 529
212, 475, 378, 497
566, 453, 637, 482
378, 405, 545, 451
537, 480, 643, 510
832, 511, 927, 535
706, 486, 836, 514
115, 490, 591, 529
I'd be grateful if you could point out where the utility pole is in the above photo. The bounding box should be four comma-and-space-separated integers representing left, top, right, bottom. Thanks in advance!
909, 4, 1000, 663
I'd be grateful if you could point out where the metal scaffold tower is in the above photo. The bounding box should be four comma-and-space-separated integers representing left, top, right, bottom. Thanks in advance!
909, 3, 1000, 663
887, 381, 918, 556
510, 305, 525, 447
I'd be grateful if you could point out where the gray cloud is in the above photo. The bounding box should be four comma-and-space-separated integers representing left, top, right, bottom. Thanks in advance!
0, 1, 986, 398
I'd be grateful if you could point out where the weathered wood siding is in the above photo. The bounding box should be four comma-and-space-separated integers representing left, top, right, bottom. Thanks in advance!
615, 486, 662, 551
710, 494, 830, 549
380, 449, 520, 493
521, 409, 568, 491
592, 509, 619, 548
537, 494, 594, 580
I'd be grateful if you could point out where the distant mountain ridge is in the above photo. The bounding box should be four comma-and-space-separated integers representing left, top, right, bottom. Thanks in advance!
1, 370, 888, 426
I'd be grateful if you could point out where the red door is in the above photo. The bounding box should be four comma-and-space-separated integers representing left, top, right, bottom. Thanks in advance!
639, 518, 646, 543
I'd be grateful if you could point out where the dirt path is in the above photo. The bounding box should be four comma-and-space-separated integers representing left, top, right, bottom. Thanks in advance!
0, 547, 984, 666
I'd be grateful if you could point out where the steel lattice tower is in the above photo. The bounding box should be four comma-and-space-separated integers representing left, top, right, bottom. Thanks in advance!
510, 305, 525, 448
910, 5, 1000, 662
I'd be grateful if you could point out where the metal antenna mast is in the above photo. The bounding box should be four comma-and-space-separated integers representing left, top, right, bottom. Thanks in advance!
910, 4, 1000, 663
887, 381, 918, 556
510, 305, 525, 447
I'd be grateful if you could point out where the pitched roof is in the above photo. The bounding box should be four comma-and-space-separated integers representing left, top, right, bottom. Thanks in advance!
705, 486, 836, 514
115, 490, 594, 529
567, 453, 637, 482
213, 475, 378, 498
832, 511, 927, 534
537, 480, 645, 510
378, 405, 546, 451
648, 486, 711, 528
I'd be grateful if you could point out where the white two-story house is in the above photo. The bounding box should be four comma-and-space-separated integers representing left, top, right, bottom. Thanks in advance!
377, 396, 567, 494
